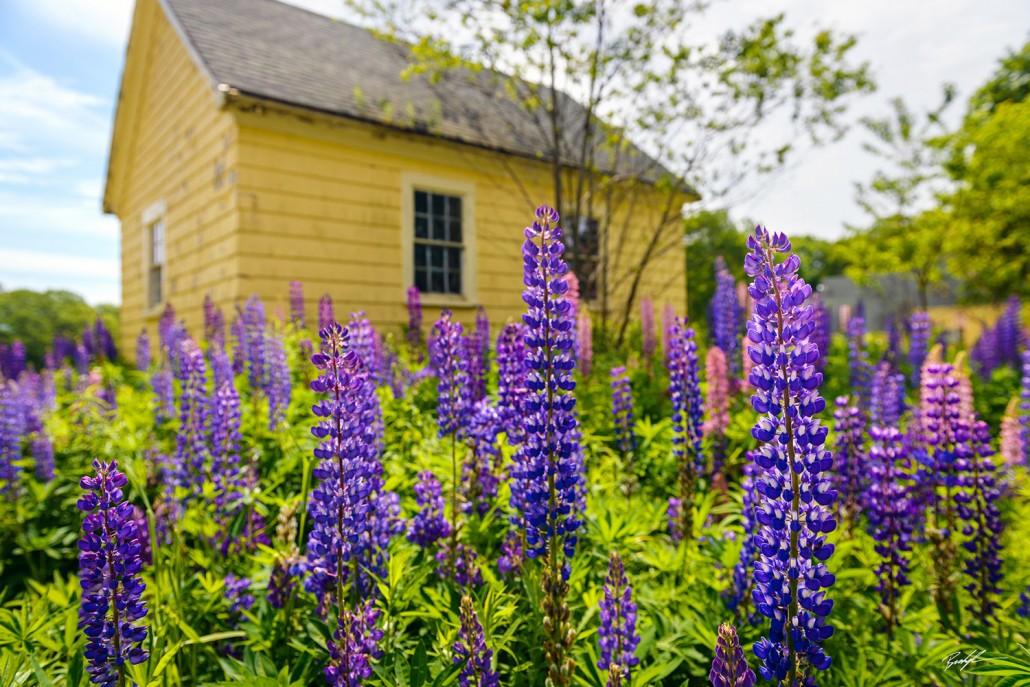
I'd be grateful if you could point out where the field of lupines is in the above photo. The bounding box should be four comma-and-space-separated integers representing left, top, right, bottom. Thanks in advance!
1, 207, 1029, 687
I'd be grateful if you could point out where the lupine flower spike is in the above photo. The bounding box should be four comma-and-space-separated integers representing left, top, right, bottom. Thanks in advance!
514, 205, 582, 686
597, 552, 640, 687
610, 367, 636, 456
709, 622, 756, 687
666, 316, 703, 542
453, 595, 499, 687
865, 426, 915, 640
744, 225, 836, 684
77, 459, 149, 686
711, 256, 742, 378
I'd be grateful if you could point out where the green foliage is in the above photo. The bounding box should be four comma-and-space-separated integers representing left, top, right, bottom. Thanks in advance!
0, 289, 118, 368
1, 318, 1027, 686
683, 210, 749, 325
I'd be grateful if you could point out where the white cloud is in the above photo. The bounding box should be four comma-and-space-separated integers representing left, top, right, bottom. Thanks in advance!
10, 0, 134, 48
0, 248, 117, 279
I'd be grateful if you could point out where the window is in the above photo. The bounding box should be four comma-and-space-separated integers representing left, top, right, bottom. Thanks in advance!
573, 216, 600, 301
148, 219, 166, 307
142, 199, 167, 310
413, 189, 464, 295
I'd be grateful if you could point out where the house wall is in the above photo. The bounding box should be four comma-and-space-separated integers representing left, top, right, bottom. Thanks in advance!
231, 105, 688, 339
112, 0, 241, 355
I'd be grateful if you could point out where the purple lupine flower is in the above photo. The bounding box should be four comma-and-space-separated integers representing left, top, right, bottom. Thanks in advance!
711, 256, 742, 378
957, 420, 1004, 625
136, 330, 150, 371
916, 362, 971, 616
1021, 349, 1030, 466
667, 317, 703, 542
430, 310, 473, 439
909, 311, 930, 386
885, 316, 902, 362
1019, 586, 1030, 618
661, 303, 676, 356
726, 458, 760, 620
870, 360, 905, 428
265, 332, 292, 430
325, 600, 384, 687
496, 323, 527, 444
435, 542, 484, 587
305, 323, 389, 609
348, 312, 379, 381
0, 341, 27, 379
833, 396, 866, 522
704, 347, 730, 477
513, 205, 581, 686
209, 344, 234, 389
0, 382, 23, 494
577, 309, 593, 378
158, 304, 178, 356
996, 295, 1023, 369
151, 368, 174, 424
597, 552, 640, 686
640, 297, 656, 363
32, 435, 55, 482
77, 459, 149, 682
172, 339, 209, 494
610, 367, 636, 455
462, 401, 502, 516
847, 314, 872, 409
407, 471, 450, 547
209, 380, 250, 551
744, 226, 836, 684
468, 306, 490, 402
74, 343, 90, 374
289, 281, 306, 328
225, 574, 256, 619
407, 285, 423, 356
204, 294, 224, 345
267, 557, 297, 610
970, 324, 997, 378
130, 505, 152, 567
241, 296, 268, 393
865, 426, 916, 639
319, 293, 335, 331
497, 527, 523, 579
810, 296, 830, 375
709, 622, 756, 687
454, 595, 499, 687
94, 318, 117, 363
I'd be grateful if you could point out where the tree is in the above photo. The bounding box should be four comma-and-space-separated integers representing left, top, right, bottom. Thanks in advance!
939, 40, 1030, 300
350, 0, 873, 341
944, 99, 1030, 300
847, 89, 955, 308
0, 289, 118, 368
683, 209, 748, 323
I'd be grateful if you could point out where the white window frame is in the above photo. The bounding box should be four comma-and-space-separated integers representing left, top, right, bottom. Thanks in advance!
141, 199, 168, 314
401, 172, 477, 306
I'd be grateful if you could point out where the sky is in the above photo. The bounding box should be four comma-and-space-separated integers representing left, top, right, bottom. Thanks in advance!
0, 0, 1027, 306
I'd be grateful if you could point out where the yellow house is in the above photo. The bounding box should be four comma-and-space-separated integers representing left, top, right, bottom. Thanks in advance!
104, 0, 696, 353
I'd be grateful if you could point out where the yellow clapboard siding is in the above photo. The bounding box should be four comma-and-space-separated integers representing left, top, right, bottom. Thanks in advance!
112, 0, 687, 349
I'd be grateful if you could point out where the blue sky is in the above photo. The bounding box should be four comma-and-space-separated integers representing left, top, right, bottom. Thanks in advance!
0, 0, 1027, 305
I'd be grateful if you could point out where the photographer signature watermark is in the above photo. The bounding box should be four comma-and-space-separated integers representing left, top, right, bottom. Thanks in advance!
943, 649, 987, 672
942, 645, 1030, 673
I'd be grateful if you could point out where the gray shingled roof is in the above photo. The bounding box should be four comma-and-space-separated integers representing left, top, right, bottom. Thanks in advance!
162, 0, 683, 185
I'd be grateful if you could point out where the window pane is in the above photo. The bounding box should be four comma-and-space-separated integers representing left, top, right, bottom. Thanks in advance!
430, 269, 444, 293
430, 245, 444, 268
415, 243, 427, 268
447, 195, 461, 220
416, 190, 429, 213
447, 268, 461, 294
151, 220, 166, 265
431, 217, 446, 241
447, 219, 462, 243
431, 193, 445, 216
149, 266, 162, 306
415, 214, 429, 239
415, 267, 428, 292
